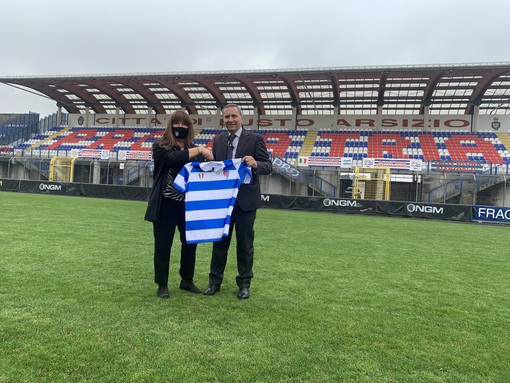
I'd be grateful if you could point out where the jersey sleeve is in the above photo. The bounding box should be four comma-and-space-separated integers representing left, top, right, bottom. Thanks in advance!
173, 163, 191, 193
238, 161, 253, 184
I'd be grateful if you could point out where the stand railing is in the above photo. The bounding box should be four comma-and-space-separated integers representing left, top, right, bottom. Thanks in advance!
272, 155, 336, 197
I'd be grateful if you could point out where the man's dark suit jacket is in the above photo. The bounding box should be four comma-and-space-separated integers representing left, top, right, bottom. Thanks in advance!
212, 127, 272, 211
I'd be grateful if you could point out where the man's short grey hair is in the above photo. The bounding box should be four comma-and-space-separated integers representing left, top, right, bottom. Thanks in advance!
222, 104, 243, 116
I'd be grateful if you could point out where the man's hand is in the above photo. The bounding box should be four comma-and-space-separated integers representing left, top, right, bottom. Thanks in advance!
243, 155, 258, 168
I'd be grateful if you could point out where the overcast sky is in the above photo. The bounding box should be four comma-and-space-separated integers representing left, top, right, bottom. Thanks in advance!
1, 0, 509, 117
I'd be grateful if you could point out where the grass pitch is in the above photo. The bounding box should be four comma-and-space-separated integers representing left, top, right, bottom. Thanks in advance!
0, 191, 509, 382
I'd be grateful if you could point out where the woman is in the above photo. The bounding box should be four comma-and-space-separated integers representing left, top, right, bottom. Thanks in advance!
145, 110, 213, 298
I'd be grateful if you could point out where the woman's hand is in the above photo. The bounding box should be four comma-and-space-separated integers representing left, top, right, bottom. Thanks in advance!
200, 147, 214, 161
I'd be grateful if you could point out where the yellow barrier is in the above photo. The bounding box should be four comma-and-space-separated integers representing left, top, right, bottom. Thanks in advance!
49, 156, 77, 182
353, 167, 390, 200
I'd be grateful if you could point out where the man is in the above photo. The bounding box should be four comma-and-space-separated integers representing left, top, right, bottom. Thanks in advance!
203, 104, 272, 299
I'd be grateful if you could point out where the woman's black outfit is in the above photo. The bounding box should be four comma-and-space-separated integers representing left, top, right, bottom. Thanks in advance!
144, 142, 203, 291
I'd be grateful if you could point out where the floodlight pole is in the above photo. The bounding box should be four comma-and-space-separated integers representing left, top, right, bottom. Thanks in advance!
312, 169, 316, 197
443, 173, 447, 204
8, 157, 13, 178
473, 174, 477, 206
414, 173, 419, 202
504, 176, 507, 207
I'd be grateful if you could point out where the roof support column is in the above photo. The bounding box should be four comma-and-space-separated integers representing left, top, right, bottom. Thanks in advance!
253, 106, 259, 129
376, 102, 384, 131
472, 105, 480, 133
471, 99, 482, 133
333, 101, 340, 117
115, 103, 121, 128
292, 105, 298, 131
56, 102, 63, 127
216, 103, 222, 129
423, 105, 430, 132
85, 103, 91, 127
147, 103, 154, 129
292, 101, 298, 131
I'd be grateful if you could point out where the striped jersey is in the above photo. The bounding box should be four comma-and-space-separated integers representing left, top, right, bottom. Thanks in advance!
173, 159, 252, 243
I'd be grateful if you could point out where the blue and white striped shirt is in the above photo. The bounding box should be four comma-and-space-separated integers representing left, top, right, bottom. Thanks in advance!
173, 159, 253, 243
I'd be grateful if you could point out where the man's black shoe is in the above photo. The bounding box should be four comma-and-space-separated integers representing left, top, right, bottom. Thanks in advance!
156, 285, 169, 298
237, 287, 250, 299
179, 279, 202, 294
203, 284, 221, 295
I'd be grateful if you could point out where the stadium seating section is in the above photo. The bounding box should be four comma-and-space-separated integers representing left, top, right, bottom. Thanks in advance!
12, 126, 510, 166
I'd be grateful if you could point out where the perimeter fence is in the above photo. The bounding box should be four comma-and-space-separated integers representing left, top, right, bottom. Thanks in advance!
1, 154, 508, 207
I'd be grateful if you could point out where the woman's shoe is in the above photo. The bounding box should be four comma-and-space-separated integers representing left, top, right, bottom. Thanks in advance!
179, 279, 202, 294
157, 285, 170, 298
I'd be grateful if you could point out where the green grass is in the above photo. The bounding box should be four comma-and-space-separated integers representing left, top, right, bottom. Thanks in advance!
0, 191, 509, 382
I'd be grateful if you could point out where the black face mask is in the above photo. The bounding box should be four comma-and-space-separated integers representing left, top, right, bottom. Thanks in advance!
172, 126, 189, 139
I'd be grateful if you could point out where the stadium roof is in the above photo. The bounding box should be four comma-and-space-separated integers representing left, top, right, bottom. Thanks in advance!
1, 62, 510, 116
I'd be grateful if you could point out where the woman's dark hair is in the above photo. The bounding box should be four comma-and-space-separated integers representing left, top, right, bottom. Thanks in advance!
156, 110, 194, 150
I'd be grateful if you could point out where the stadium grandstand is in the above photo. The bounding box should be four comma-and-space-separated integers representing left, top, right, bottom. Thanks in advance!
1, 62, 510, 208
